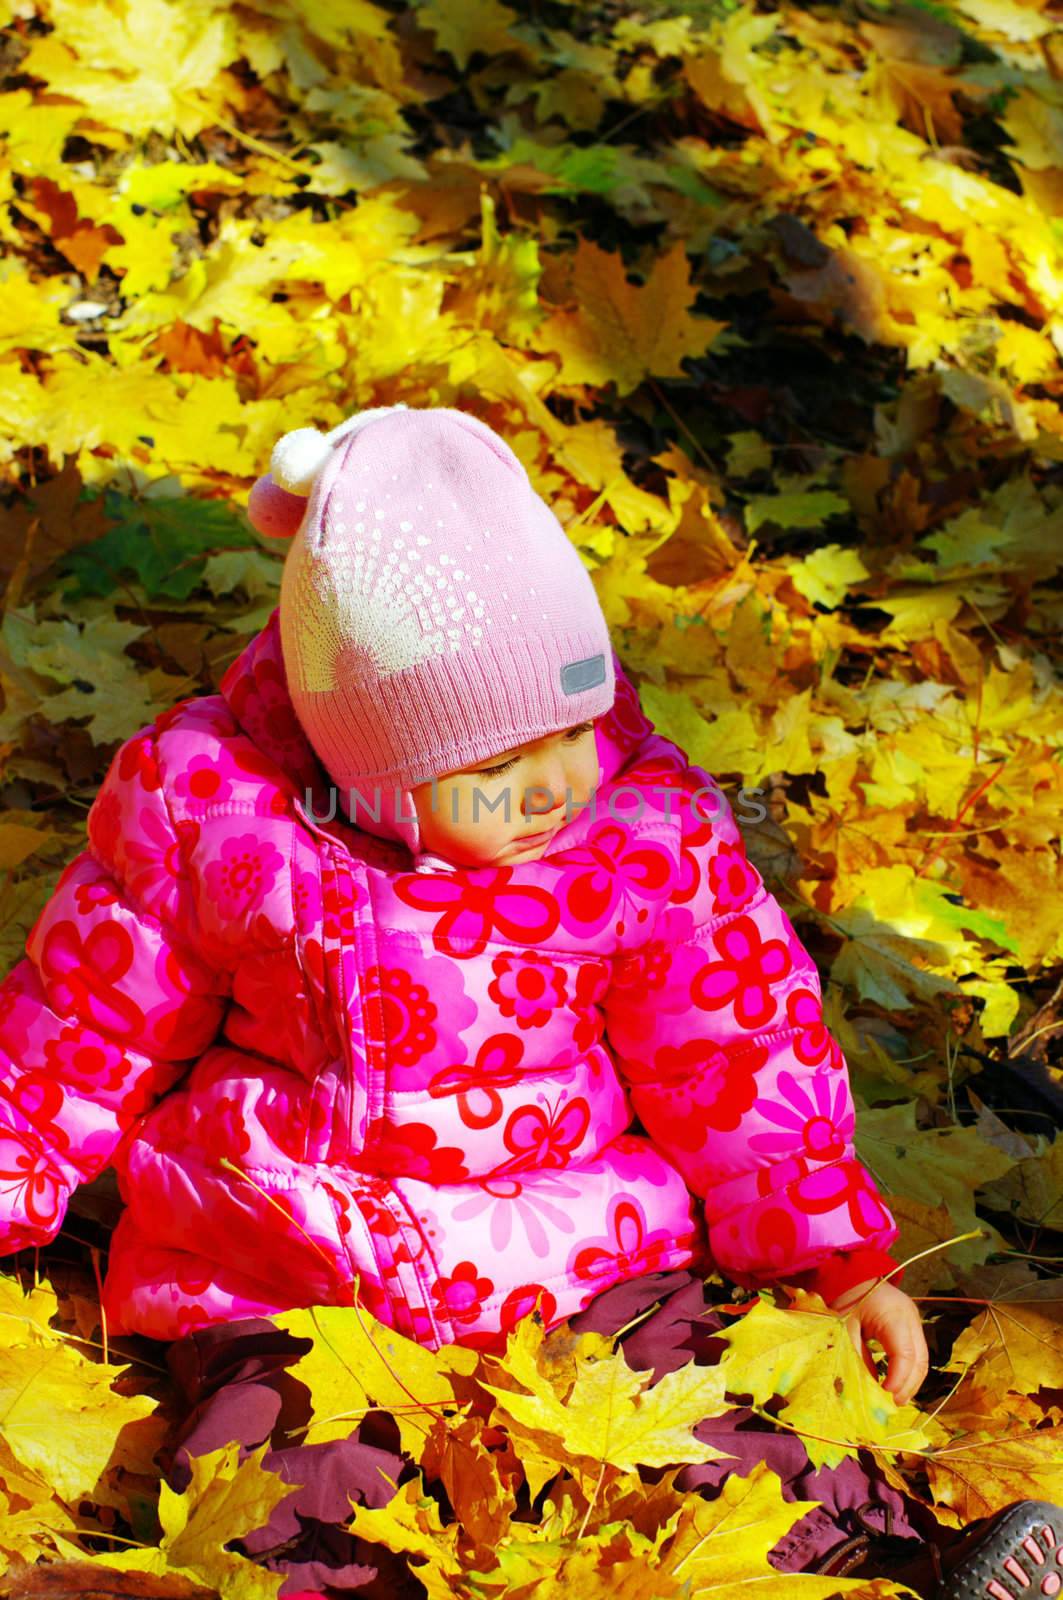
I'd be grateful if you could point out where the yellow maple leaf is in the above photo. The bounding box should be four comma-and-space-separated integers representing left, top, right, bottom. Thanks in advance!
102, 1441, 289, 1599
419, 1409, 519, 1555
274, 1301, 476, 1462
20, 0, 238, 140
830, 901, 960, 1010
479, 1310, 731, 1494
958, 847, 1063, 969
0, 262, 72, 357
0, 1437, 87, 1571
924, 1385, 1063, 1525
346, 1471, 464, 1600
471, 1517, 686, 1600
658, 1461, 882, 1598
784, 543, 871, 609
443, 190, 544, 345
711, 1293, 931, 1470
416, 0, 530, 73
0, 90, 82, 179
944, 1278, 1063, 1395
682, 9, 782, 143
0, 1273, 158, 1504
533, 237, 727, 396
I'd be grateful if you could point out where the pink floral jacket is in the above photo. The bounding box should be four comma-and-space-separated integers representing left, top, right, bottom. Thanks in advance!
0, 608, 898, 1348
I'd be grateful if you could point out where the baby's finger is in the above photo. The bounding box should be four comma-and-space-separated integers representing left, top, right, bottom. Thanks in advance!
884, 1351, 915, 1402
884, 1334, 926, 1403
845, 1316, 879, 1380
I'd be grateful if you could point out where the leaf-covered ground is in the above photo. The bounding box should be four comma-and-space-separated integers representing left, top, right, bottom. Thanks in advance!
0, 0, 1061, 1592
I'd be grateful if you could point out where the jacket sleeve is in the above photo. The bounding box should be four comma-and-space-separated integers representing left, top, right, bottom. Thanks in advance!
0, 725, 231, 1253
600, 773, 900, 1302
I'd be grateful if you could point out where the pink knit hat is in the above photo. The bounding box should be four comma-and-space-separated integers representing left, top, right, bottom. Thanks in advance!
247, 405, 616, 856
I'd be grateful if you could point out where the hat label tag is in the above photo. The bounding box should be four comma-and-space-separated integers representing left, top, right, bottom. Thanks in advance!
560, 653, 606, 694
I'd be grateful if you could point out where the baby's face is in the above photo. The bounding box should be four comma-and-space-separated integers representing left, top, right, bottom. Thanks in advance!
410, 719, 601, 867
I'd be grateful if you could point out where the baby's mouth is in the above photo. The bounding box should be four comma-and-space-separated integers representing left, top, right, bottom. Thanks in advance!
516, 823, 556, 845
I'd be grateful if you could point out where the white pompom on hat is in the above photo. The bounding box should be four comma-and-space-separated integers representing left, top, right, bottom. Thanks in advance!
247, 405, 412, 542
270, 405, 409, 494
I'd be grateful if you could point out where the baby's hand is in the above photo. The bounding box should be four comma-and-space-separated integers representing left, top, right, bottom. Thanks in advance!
827, 1278, 929, 1405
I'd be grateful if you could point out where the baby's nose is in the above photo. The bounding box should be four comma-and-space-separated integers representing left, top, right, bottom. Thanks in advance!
522, 761, 567, 819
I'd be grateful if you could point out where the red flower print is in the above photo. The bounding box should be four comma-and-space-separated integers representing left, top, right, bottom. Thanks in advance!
677, 768, 727, 843
257, 1077, 322, 1161
571, 957, 611, 1053
44, 1024, 129, 1094
708, 842, 760, 914
598, 665, 651, 747
500, 1282, 557, 1332
120, 803, 191, 925
495, 1095, 590, 1175
73, 877, 121, 916
0, 965, 37, 1048
173, 755, 233, 808
4, 1073, 70, 1151
291, 863, 324, 935
233, 951, 312, 1060
364, 1116, 470, 1183
428, 1032, 526, 1130
787, 989, 843, 1069
204, 834, 286, 920
363, 957, 477, 1089
691, 915, 792, 1029
554, 820, 673, 939
222, 644, 312, 770
765, 1152, 896, 1235
198, 1096, 251, 1163
627, 752, 687, 812
748, 1200, 812, 1273
609, 938, 673, 998
322, 1180, 353, 1240
393, 871, 560, 959
173, 1304, 214, 1336
630, 755, 716, 858
574, 958, 611, 1008
567, 1195, 675, 1286
749, 1069, 853, 1163
38, 918, 145, 1039
320, 865, 364, 946
0, 1122, 65, 1228
118, 729, 162, 791
154, 700, 198, 738
628, 1038, 769, 1149
358, 1190, 409, 1254
365, 965, 438, 1066
488, 952, 567, 1029
432, 1261, 494, 1327
87, 786, 123, 863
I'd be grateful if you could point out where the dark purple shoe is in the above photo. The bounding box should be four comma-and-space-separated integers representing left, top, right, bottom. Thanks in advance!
812, 1500, 1063, 1599
938, 1501, 1063, 1600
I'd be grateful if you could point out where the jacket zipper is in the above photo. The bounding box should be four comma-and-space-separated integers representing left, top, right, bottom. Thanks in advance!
292, 796, 449, 1345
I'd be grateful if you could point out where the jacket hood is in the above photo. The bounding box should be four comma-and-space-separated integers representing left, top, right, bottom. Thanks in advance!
218, 606, 638, 872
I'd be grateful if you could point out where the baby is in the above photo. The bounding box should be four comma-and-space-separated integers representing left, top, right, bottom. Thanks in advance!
0, 404, 1053, 1596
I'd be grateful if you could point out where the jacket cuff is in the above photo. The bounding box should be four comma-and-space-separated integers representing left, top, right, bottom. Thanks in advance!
792, 1247, 903, 1306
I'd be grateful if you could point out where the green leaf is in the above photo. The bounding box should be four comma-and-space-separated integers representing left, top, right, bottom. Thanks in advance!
59, 490, 258, 601
744, 489, 849, 536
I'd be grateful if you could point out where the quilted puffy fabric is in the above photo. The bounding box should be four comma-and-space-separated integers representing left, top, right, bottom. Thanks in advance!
0, 607, 899, 1348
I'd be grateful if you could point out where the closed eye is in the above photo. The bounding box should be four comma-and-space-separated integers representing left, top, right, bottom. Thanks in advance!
477, 720, 595, 779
